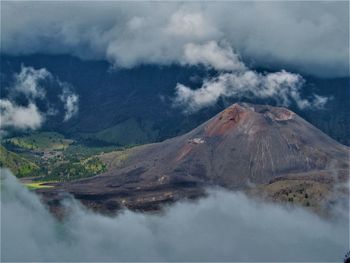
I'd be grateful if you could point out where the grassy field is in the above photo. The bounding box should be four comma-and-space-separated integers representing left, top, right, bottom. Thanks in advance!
1, 131, 137, 182
44, 156, 107, 182
0, 145, 39, 177
64, 144, 118, 159
98, 148, 134, 170
24, 182, 55, 190
5, 132, 73, 151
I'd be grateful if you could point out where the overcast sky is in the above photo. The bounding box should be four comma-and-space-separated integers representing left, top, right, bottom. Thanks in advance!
1, 1, 349, 77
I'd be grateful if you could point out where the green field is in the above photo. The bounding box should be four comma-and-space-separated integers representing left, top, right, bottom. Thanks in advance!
5, 132, 73, 151
0, 145, 39, 177
1, 131, 115, 182
44, 156, 107, 182
24, 182, 55, 190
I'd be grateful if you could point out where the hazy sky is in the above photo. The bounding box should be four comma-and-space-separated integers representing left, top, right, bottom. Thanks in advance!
2, 1, 349, 77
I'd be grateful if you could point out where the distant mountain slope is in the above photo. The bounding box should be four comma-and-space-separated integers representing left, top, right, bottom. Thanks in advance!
1, 54, 349, 146
39, 103, 349, 213
0, 145, 39, 177
5, 132, 73, 151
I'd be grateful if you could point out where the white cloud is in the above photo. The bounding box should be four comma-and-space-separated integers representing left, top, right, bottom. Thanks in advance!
127, 16, 146, 31
0, 66, 79, 134
174, 42, 328, 112
166, 10, 219, 39
0, 3, 336, 113
312, 94, 330, 109
0, 100, 44, 131
1, 2, 348, 77
12, 66, 51, 99
182, 41, 246, 71
59, 88, 79, 122
1, 169, 348, 262
0, 66, 50, 133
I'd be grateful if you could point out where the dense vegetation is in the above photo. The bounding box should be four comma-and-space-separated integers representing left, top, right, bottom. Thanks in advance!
0, 145, 39, 177
1, 132, 112, 181
42, 157, 106, 182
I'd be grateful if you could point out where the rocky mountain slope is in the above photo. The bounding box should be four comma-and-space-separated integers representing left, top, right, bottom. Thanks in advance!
39, 103, 349, 214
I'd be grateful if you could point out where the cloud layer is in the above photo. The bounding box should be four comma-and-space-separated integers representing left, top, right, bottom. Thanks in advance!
174, 42, 328, 112
0, 100, 44, 131
1, 169, 348, 262
182, 41, 246, 71
0, 66, 79, 134
2, 2, 349, 77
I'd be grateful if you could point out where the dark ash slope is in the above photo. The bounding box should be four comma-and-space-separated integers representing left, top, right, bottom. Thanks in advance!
39, 103, 349, 213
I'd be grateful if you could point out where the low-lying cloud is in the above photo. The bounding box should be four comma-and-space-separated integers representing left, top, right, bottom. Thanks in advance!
1, 169, 348, 262
182, 41, 246, 72
0, 66, 79, 134
174, 42, 328, 112
0, 100, 44, 131
59, 88, 79, 122
1, 2, 348, 77
11, 66, 50, 100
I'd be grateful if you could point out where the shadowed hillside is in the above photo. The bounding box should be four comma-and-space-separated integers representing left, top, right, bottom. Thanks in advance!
1, 54, 349, 146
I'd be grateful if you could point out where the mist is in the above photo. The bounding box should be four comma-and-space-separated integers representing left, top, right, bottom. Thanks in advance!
1, 169, 348, 262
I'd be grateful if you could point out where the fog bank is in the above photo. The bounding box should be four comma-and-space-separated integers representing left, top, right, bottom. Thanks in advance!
1, 169, 348, 262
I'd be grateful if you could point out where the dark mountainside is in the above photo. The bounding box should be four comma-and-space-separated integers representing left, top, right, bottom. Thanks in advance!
1, 54, 349, 146
39, 103, 349, 214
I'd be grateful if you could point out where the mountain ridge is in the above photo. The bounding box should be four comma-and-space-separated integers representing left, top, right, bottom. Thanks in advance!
1, 54, 349, 146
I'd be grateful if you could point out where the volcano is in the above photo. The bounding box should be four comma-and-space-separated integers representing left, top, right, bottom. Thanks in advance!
39, 103, 349, 213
